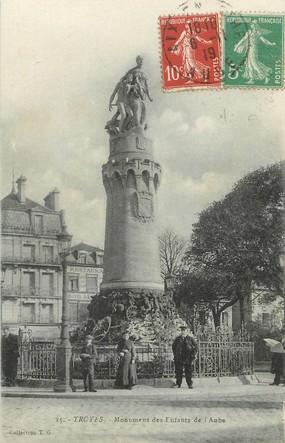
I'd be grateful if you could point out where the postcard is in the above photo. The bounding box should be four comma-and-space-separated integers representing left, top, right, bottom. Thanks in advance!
1, 0, 285, 442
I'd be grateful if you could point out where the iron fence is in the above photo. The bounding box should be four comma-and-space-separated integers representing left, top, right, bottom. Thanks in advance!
17, 338, 254, 380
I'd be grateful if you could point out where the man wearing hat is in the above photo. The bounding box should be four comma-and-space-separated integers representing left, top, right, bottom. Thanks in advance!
172, 326, 198, 389
1, 326, 20, 387
80, 335, 98, 392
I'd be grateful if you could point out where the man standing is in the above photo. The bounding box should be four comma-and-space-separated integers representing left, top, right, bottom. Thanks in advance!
172, 326, 198, 389
80, 335, 97, 392
1, 327, 20, 387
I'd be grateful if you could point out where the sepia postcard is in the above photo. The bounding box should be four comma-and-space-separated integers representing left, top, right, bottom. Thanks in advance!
1, 0, 285, 442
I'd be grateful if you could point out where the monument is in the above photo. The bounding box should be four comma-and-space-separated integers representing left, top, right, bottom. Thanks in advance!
102, 55, 163, 295
87, 56, 179, 332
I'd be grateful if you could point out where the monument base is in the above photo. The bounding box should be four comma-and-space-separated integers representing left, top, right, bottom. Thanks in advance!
86, 288, 178, 343
89, 288, 173, 322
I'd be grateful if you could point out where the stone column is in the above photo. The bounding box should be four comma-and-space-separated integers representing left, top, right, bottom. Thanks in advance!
101, 127, 163, 294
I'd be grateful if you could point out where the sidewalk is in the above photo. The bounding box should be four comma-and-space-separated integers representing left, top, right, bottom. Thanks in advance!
2, 372, 285, 406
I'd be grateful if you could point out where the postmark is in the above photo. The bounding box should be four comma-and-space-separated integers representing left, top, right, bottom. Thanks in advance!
223, 14, 284, 88
159, 14, 222, 90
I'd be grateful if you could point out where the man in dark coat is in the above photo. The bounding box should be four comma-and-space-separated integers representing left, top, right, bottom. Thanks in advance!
270, 352, 283, 385
172, 326, 198, 389
1, 327, 20, 387
80, 335, 97, 392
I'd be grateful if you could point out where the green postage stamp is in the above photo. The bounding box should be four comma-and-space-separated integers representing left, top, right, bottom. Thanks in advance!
223, 14, 284, 88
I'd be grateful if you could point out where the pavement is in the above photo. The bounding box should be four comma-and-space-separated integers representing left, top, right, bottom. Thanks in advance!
1, 372, 285, 443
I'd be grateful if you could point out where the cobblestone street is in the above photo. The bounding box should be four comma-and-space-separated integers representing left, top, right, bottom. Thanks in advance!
2, 382, 285, 443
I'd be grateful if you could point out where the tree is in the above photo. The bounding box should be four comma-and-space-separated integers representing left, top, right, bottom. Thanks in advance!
159, 229, 186, 279
175, 259, 237, 329
180, 162, 285, 329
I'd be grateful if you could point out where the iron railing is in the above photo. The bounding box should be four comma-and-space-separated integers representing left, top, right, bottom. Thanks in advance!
17, 338, 254, 380
2, 286, 58, 298
2, 254, 61, 265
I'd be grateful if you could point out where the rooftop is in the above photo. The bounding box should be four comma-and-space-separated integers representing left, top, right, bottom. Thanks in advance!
1, 193, 52, 213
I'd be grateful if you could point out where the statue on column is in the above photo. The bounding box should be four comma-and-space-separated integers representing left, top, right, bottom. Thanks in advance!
106, 55, 153, 135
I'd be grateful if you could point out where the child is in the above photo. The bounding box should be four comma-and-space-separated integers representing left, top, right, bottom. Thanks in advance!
80, 335, 97, 392
109, 73, 134, 133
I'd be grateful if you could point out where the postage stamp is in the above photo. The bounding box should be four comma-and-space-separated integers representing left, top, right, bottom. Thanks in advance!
223, 14, 284, 88
159, 14, 222, 90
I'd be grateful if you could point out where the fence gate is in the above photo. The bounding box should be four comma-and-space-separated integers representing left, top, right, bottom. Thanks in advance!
18, 328, 57, 379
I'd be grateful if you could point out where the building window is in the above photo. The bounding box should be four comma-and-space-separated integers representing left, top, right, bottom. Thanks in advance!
22, 272, 36, 296
68, 275, 79, 291
97, 255, 103, 265
2, 300, 17, 322
41, 273, 54, 296
22, 303, 35, 323
69, 302, 89, 323
1, 238, 13, 260
42, 245, 54, 263
22, 244, 35, 262
221, 311, 229, 326
78, 253, 87, 264
34, 215, 43, 234
69, 303, 78, 323
40, 304, 54, 323
79, 303, 89, 323
86, 276, 98, 292
262, 313, 270, 326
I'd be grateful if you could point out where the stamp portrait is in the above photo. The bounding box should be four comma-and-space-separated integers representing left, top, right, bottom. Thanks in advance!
223, 14, 284, 88
159, 14, 222, 90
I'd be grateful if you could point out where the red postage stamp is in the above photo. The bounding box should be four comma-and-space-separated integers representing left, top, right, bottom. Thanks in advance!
159, 14, 222, 90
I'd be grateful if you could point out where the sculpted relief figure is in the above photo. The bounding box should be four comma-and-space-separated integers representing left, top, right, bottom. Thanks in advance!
106, 56, 153, 135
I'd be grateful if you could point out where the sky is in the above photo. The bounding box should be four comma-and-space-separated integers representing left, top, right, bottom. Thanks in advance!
1, 0, 284, 249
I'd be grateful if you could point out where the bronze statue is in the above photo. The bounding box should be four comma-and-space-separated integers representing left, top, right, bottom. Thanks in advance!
107, 56, 153, 134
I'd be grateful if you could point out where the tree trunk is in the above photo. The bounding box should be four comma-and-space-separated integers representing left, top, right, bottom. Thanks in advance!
212, 307, 221, 330
238, 279, 252, 328
239, 295, 245, 326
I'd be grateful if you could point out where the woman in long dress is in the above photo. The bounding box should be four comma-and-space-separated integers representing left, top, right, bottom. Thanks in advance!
234, 20, 276, 84
115, 331, 137, 390
171, 21, 212, 83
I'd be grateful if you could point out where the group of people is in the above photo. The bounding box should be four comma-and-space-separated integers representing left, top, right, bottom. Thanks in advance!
80, 331, 138, 392
2, 324, 284, 389
80, 326, 198, 392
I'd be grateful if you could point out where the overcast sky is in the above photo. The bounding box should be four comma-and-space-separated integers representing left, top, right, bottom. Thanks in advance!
1, 0, 284, 248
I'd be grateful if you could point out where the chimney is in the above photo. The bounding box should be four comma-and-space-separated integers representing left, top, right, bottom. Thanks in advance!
44, 187, 60, 211
16, 175, 27, 204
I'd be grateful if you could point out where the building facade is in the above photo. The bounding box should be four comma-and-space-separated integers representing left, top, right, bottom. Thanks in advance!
1, 176, 68, 338
66, 243, 104, 329
232, 291, 284, 331
1, 178, 105, 339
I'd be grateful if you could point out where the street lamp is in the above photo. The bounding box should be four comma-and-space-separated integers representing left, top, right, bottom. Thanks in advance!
279, 246, 285, 328
54, 226, 73, 392
164, 274, 176, 292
